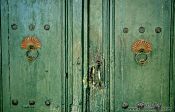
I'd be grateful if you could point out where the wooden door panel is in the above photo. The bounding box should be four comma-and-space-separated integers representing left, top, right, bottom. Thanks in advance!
66, 0, 84, 112
88, 0, 110, 111
114, 0, 172, 111
6, 0, 65, 112
87, 0, 173, 112
1, 0, 174, 112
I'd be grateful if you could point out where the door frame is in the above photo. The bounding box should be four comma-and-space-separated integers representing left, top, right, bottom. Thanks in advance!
170, 0, 175, 111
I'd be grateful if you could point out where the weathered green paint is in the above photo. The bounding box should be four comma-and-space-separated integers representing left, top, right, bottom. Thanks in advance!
87, 0, 174, 111
0, 0, 2, 111
66, 0, 83, 111
113, 0, 173, 111
170, 0, 175, 111
2, 0, 66, 112
1, 0, 175, 112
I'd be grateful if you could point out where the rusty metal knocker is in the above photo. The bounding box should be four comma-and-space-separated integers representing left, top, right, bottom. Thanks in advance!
26, 48, 39, 62
132, 39, 152, 65
21, 36, 41, 62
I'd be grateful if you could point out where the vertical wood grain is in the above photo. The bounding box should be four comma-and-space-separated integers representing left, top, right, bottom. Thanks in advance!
1, 0, 10, 111
170, 0, 175, 111
7, 0, 65, 112
0, 0, 2, 111
1, 0, 174, 112
114, 0, 172, 111
109, 0, 115, 111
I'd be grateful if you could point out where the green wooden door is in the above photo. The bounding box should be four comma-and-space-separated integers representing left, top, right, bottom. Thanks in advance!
1, 0, 66, 112
86, 0, 174, 112
1, 0, 174, 112
113, 0, 174, 111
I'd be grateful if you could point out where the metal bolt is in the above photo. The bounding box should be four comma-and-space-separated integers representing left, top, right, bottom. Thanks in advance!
122, 102, 129, 109
155, 27, 161, 33
29, 24, 35, 31
139, 27, 145, 33
45, 100, 51, 106
12, 99, 18, 105
154, 104, 161, 110
11, 24, 18, 30
137, 102, 144, 109
29, 100, 35, 105
123, 27, 129, 33
44, 24, 50, 30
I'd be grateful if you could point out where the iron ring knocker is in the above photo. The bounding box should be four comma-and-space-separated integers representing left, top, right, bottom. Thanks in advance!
134, 50, 148, 65
26, 49, 39, 62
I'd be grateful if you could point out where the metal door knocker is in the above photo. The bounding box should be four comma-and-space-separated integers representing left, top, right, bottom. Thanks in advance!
132, 39, 152, 65
21, 36, 41, 62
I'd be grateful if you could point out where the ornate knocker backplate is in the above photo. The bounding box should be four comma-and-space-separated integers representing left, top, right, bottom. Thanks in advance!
21, 36, 41, 62
131, 39, 152, 65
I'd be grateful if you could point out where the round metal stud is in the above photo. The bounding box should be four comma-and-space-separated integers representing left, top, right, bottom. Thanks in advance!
11, 24, 18, 30
29, 24, 35, 31
45, 100, 51, 106
44, 24, 50, 30
155, 27, 161, 33
122, 102, 129, 109
137, 102, 144, 109
154, 104, 161, 110
139, 27, 145, 33
12, 99, 18, 105
29, 100, 35, 105
123, 27, 129, 33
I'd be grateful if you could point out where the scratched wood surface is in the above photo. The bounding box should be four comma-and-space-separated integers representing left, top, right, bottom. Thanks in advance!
113, 0, 173, 111
1, 0, 175, 112
2, 0, 66, 112
87, 0, 174, 112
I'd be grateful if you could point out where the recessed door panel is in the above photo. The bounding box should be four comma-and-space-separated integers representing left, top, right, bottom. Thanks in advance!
7, 0, 65, 112
87, 0, 173, 111
87, 0, 110, 111
114, 0, 172, 111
